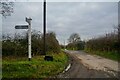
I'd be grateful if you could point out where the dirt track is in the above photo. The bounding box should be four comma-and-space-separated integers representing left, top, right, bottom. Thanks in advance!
56, 50, 119, 78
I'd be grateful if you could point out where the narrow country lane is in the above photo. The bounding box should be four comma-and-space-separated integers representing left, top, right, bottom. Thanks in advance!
56, 50, 119, 78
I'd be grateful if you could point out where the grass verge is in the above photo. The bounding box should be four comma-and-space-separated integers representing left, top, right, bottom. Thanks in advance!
84, 50, 120, 61
2, 52, 68, 78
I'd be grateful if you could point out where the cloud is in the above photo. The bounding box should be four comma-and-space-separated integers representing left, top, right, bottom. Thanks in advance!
2, 2, 118, 44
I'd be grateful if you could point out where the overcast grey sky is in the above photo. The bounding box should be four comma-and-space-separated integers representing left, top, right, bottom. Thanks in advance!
2, 2, 118, 45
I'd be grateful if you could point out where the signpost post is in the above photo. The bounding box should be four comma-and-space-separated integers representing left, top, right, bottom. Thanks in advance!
15, 17, 32, 61
26, 17, 32, 61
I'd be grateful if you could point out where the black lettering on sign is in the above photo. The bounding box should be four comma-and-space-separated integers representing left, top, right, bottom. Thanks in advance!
15, 25, 28, 29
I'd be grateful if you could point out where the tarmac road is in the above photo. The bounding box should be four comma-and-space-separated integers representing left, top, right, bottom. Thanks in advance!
56, 50, 119, 78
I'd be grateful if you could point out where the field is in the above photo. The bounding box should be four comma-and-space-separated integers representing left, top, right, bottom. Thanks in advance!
2, 52, 68, 78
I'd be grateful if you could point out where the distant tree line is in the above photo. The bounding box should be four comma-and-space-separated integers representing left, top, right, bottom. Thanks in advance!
0, 40, 1, 49
85, 25, 120, 54
66, 25, 120, 55
2, 30, 61, 56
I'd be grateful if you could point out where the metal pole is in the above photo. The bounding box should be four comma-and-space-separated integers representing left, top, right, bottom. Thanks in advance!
43, 0, 46, 55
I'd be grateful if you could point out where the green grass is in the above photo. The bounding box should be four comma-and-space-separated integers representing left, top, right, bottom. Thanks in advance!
0, 40, 1, 78
0, 59, 1, 79
2, 52, 68, 78
84, 49, 120, 61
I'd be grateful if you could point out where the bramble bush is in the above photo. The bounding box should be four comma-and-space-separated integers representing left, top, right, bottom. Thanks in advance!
2, 30, 61, 56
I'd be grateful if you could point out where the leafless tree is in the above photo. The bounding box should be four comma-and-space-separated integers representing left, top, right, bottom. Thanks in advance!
0, 1, 14, 17
68, 33, 81, 44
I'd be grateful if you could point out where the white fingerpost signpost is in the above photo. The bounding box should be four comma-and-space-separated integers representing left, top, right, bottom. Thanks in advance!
26, 17, 32, 61
15, 17, 32, 61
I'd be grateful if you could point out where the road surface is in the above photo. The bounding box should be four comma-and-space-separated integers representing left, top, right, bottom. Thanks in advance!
56, 50, 119, 78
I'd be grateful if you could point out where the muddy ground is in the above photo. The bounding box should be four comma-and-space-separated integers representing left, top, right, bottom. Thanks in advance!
55, 50, 119, 78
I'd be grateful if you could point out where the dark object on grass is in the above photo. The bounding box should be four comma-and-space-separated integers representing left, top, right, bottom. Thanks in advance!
44, 56, 53, 61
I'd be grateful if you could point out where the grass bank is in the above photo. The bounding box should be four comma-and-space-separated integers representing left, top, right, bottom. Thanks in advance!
84, 49, 120, 61
2, 52, 68, 78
